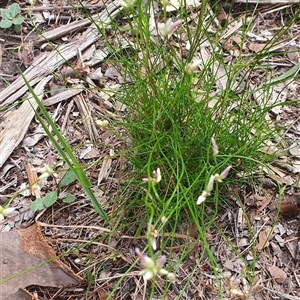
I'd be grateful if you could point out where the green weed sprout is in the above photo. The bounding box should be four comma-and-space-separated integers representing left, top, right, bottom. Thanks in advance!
0, 3, 24, 32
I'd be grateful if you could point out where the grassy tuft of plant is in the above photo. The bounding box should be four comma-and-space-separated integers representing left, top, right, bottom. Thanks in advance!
111, 3, 271, 208
16, 0, 299, 297
93, 0, 299, 296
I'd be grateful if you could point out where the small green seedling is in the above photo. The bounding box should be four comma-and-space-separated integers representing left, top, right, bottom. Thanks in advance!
0, 3, 24, 32
30, 170, 77, 211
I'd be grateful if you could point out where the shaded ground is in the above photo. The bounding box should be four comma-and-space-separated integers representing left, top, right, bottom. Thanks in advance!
1, 0, 300, 299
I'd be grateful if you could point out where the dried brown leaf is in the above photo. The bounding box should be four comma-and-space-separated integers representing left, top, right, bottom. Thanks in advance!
98, 156, 112, 185
75, 65, 90, 76
25, 163, 41, 198
278, 195, 300, 215
257, 196, 271, 213
20, 42, 34, 67
0, 224, 83, 299
222, 40, 233, 51
256, 230, 270, 250
267, 265, 287, 283
232, 35, 242, 45
249, 43, 266, 53
217, 7, 228, 25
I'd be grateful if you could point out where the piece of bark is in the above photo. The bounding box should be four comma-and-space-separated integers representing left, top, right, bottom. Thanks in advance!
43, 85, 83, 106
0, 76, 51, 168
74, 94, 99, 142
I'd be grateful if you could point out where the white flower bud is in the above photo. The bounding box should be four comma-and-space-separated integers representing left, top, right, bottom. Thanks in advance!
96, 120, 109, 128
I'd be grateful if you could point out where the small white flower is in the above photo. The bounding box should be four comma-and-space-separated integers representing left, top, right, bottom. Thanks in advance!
154, 167, 161, 183
196, 193, 207, 205
0, 206, 16, 220
158, 268, 169, 276
196, 175, 214, 205
96, 120, 109, 128
135, 248, 175, 281
142, 167, 162, 184
211, 136, 219, 157
39, 165, 56, 180
120, 0, 136, 9
220, 165, 232, 179
214, 166, 232, 182
150, 224, 158, 251
184, 59, 202, 74
206, 175, 215, 193
141, 269, 155, 280
161, 0, 170, 6
167, 272, 176, 282
161, 215, 167, 223
158, 19, 182, 38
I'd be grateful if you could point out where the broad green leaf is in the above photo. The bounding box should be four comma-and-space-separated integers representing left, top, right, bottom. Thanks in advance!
9, 3, 20, 18
30, 198, 46, 211
0, 19, 12, 28
59, 170, 77, 188
12, 16, 24, 25
62, 193, 75, 203
43, 191, 58, 207
1, 9, 11, 19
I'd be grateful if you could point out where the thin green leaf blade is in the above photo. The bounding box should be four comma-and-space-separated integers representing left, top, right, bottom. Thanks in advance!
270, 63, 300, 84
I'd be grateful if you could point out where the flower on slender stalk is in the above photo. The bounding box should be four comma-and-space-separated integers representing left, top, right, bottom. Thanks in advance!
38, 165, 56, 180
161, 215, 167, 224
211, 136, 219, 157
196, 189, 210, 205
214, 166, 232, 182
206, 175, 215, 192
96, 119, 109, 128
150, 224, 158, 251
120, 0, 136, 9
0, 206, 16, 221
158, 19, 182, 38
135, 248, 175, 282
197, 167, 232, 205
184, 59, 202, 74
161, 0, 170, 7
196, 175, 215, 205
142, 167, 162, 184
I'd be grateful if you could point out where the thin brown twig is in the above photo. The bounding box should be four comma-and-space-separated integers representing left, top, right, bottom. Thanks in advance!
20, 4, 105, 12
37, 221, 196, 242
